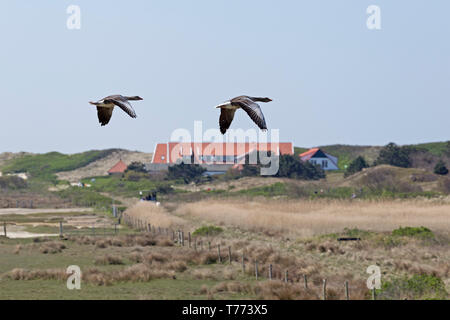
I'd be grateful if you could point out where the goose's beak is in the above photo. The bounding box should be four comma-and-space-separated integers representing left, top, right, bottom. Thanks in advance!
89, 101, 98, 105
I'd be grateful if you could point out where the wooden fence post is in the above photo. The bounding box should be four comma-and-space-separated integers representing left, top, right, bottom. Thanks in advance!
217, 245, 222, 263
59, 221, 63, 237
181, 231, 185, 246
304, 274, 308, 289
3, 222, 7, 237
322, 279, 327, 300
255, 261, 258, 280
114, 224, 117, 235
228, 246, 232, 265
269, 264, 273, 280
188, 232, 191, 248
372, 287, 376, 300
208, 241, 211, 251
345, 281, 349, 300
194, 240, 197, 251
285, 270, 288, 283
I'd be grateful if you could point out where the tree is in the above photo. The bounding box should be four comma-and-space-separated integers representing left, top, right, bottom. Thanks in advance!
434, 160, 448, 175
375, 142, 412, 168
345, 156, 369, 177
167, 162, 206, 183
276, 154, 325, 180
126, 162, 147, 173
239, 153, 325, 180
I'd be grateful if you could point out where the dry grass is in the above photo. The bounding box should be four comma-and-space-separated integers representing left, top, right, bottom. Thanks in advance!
39, 241, 66, 254
175, 198, 450, 237
94, 255, 124, 265
68, 234, 174, 248
124, 202, 188, 229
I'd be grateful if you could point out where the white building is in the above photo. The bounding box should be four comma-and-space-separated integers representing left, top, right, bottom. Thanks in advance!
299, 148, 339, 171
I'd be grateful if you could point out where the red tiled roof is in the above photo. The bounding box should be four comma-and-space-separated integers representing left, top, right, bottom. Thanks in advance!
152, 142, 294, 164
299, 148, 319, 161
108, 160, 127, 174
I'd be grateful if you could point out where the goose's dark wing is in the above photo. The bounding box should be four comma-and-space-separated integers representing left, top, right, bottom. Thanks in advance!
105, 97, 137, 118
97, 107, 114, 126
219, 109, 237, 134
232, 97, 267, 130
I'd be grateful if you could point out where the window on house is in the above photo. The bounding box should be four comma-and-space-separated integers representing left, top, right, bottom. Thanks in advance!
322, 160, 328, 168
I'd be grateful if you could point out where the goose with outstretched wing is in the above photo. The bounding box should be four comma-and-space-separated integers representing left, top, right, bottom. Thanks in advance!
89, 95, 143, 126
215, 95, 272, 134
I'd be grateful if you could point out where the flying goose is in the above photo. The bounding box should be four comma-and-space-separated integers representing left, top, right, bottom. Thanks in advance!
215, 95, 272, 134
89, 95, 143, 126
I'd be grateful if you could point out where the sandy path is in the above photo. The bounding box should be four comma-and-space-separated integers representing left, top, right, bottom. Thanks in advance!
3, 231, 59, 239
0, 208, 93, 216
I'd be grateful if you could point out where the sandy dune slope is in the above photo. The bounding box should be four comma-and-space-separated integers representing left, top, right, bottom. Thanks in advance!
56, 150, 153, 182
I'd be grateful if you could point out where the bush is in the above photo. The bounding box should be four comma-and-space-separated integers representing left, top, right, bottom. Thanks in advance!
344, 156, 369, 177
192, 225, 223, 236
392, 226, 434, 239
433, 160, 448, 175
167, 162, 206, 184
375, 143, 412, 168
377, 274, 448, 300
126, 162, 147, 173
277, 155, 325, 180
0, 176, 27, 189
239, 153, 325, 180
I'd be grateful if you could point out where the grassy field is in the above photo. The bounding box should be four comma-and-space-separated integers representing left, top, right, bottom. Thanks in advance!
0, 146, 449, 300
0, 199, 448, 300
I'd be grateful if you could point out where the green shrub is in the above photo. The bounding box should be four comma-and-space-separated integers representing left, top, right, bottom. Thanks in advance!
126, 162, 147, 173
344, 156, 369, 177
377, 274, 448, 300
192, 225, 223, 236
167, 162, 206, 184
434, 160, 448, 175
375, 143, 412, 168
277, 154, 325, 180
342, 227, 372, 238
239, 153, 325, 180
0, 176, 27, 189
392, 226, 434, 239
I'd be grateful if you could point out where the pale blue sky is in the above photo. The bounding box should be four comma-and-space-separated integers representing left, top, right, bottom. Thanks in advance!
0, 1, 449, 153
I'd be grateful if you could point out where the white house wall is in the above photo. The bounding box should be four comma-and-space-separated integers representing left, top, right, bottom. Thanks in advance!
308, 157, 339, 171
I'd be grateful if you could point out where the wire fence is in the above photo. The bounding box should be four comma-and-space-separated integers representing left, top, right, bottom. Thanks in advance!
1, 214, 377, 300
120, 213, 378, 300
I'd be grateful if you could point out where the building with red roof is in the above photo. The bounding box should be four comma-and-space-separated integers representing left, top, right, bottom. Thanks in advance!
151, 142, 293, 165
108, 160, 128, 175
147, 142, 294, 175
299, 148, 338, 171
